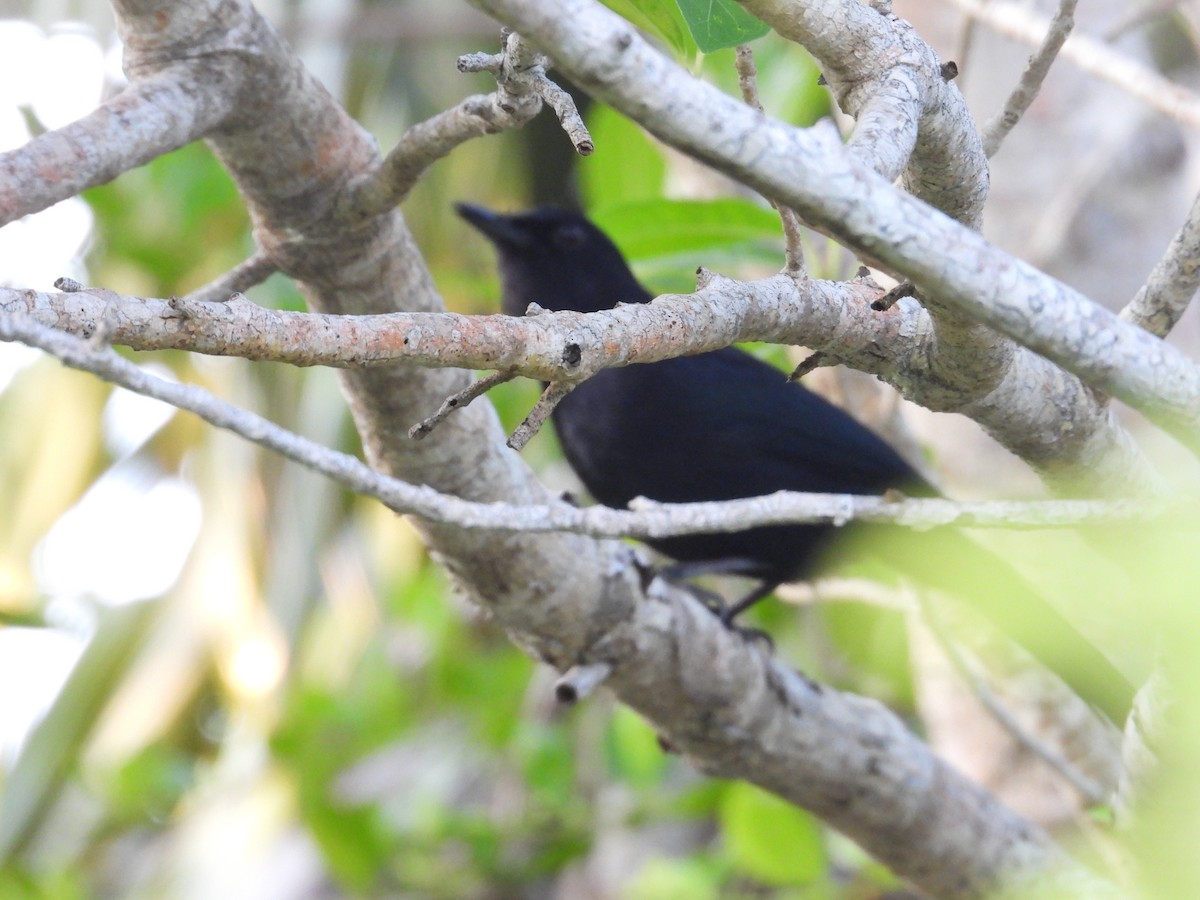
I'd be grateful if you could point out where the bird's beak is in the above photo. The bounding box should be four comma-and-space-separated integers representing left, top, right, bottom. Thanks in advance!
455, 203, 534, 248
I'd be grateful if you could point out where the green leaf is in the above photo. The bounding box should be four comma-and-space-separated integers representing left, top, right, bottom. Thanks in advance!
674, 0, 769, 53
590, 198, 785, 292
599, 0, 697, 58
720, 783, 826, 886
579, 105, 667, 210
592, 198, 782, 259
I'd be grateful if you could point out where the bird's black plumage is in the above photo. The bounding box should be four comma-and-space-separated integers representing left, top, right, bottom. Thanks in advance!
458, 203, 1133, 720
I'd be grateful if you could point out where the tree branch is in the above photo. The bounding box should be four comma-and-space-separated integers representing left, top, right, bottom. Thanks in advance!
3, 274, 1158, 493
0, 69, 238, 226
182, 253, 278, 304
981, 0, 1077, 158
944, 0, 1200, 130
734, 44, 806, 274
2, 311, 1164, 536
1120, 188, 1200, 338
339, 30, 590, 220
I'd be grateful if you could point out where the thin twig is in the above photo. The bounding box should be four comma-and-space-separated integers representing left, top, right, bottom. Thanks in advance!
734, 44, 805, 275
1119, 187, 1200, 338
1103, 0, 1184, 42
944, 0, 1200, 130
954, 10, 979, 91
535, 77, 594, 155
342, 30, 591, 217
555, 662, 613, 703
982, 0, 1077, 158
508, 380, 574, 450
459, 30, 592, 154
183, 251, 278, 304
871, 280, 917, 311
920, 596, 1109, 804
409, 368, 518, 440
789, 351, 828, 381
0, 313, 1171, 536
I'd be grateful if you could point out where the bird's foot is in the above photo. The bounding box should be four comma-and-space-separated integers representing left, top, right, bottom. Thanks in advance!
684, 583, 774, 650
652, 567, 777, 650
718, 610, 775, 651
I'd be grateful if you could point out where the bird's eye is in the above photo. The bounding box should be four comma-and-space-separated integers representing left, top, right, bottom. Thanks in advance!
552, 223, 588, 249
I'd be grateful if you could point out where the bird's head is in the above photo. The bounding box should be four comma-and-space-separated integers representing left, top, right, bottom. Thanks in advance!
456, 204, 650, 315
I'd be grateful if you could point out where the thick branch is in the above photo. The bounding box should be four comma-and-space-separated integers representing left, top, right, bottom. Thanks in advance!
4, 276, 1154, 491
2, 273, 1155, 492
0, 70, 237, 226
732, 0, 988, 229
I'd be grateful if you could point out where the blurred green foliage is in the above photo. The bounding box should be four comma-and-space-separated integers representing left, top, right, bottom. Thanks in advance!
84, 143, 253, 298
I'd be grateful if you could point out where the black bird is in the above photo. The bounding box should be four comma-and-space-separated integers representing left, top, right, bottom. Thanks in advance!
457, 203, 1133, 721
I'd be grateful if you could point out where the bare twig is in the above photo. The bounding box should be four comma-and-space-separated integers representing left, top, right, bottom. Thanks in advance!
1120, 188, 1200, 338
954, 12, 980, 89
0, 313, 1173, 536
508, 380, 574, 450
409, 368, 518, 440
734, 44, 806, 274
789, 351, 828, 381
459, 31, 592, 154
944, 0, 1200, 130
921, 598, 1109, 804
871, 280, 917, 312
183, 251, 278, 303
1103, 0, 1184, 42
555, 662, 613, 703
339, 30, 590, 217
346, 93, 542, 217
982, 0, 1078, 158
534, 76, 594, 156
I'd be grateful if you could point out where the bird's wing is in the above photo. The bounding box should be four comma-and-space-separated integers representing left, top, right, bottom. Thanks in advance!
663, 349, 924, 497
555, 347, 924, 508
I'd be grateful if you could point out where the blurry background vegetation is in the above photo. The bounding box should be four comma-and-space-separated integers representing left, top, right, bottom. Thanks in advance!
2, 0, 1200, 897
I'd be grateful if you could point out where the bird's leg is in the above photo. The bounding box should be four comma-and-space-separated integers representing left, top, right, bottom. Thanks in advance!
656, 558, 763, 616
721, 580, 780, 626
655, 560, 778, 647
658, 558, 765, 580
719, 581, 780, 650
